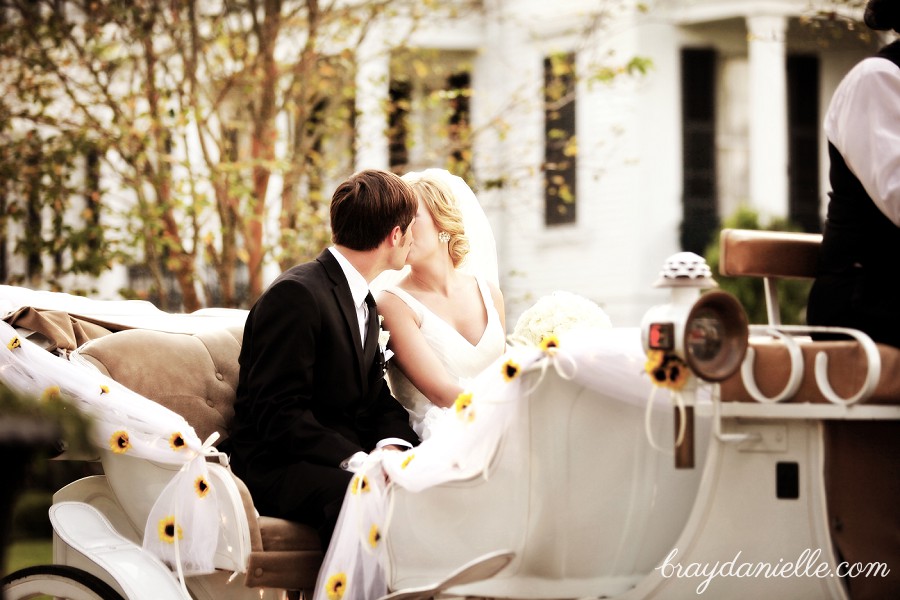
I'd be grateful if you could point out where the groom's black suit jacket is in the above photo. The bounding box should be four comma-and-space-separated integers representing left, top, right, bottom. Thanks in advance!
227, 249, 417, 525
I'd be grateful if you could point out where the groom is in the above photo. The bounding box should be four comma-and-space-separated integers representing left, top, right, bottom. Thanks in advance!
227, 169, 420, 546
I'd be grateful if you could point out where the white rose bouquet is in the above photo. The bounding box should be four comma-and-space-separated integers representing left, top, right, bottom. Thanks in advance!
511, 290, 613, 347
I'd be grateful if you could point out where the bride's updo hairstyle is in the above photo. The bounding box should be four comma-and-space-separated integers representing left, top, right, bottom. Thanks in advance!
865, 0, 900, 32
402, 171, 470, 268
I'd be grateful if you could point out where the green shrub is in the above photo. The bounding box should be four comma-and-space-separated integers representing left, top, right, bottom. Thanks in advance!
10, 490, 53, 541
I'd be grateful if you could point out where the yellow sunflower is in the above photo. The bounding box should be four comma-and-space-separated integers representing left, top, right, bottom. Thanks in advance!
110, 430, 131, 454
454, 391, 475, 422
644, 349, 666, 372
326, 572, 347, 600
644, 352, 691, 391
158, 515, 183, 544
41, 386, 61, 403
667, 359, 690, 390
99, 384, 110, 394
194, 476, 211, 499
502, 359, 521, 382
368, 524, 381, 549
350, 475, 370, 495
7, 336, 21, 350
401, 453, 415, 469
539, 334, 560, 353
169, 432, 186, 451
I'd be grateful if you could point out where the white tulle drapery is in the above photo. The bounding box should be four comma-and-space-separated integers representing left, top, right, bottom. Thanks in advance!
313, 326, 678, 600
0, 320, 221, 577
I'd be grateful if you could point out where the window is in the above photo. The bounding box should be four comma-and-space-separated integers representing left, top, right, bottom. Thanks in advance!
787, 54, 820, 233
680, 48, 718, 254
388, 79, 411, 173
388, 64, 472, 177
446, 71, 472, 178
544, 52, 577, 226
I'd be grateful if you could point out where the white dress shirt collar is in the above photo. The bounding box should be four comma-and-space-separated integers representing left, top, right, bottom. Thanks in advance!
328, 246, 369, 309
329, 246, 371, 347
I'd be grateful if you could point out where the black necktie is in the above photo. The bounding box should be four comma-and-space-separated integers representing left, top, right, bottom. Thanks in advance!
363, 292, 379, 364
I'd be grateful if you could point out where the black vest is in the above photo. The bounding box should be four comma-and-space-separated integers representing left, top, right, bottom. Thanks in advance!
807, 41, 900, 346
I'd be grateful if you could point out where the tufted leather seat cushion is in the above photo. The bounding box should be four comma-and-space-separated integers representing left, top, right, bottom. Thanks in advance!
78, 328, 242, 444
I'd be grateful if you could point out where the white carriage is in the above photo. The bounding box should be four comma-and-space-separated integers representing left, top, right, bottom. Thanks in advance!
1, 229, 897, 599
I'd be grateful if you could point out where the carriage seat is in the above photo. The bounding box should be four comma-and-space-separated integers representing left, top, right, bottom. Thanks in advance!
76, 327, 323, 591
718, 228, 900, 406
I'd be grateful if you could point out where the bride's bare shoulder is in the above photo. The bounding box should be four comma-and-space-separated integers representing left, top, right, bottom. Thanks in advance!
375, 283, 420, 325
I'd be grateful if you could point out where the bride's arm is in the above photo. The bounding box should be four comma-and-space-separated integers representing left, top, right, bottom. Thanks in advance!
376, 291, 463, 409
488, 281, 506, 333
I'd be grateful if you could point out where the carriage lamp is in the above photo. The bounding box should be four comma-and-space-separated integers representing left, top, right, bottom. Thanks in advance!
641, 252, 749, 382
641, 252, 749, 468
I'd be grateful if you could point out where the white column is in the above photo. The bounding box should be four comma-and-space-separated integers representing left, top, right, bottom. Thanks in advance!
354, 30, 390, 171
746, 15, 788, 219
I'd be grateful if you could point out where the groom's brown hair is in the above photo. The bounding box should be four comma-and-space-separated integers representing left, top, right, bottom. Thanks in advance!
330, 169, 418, 251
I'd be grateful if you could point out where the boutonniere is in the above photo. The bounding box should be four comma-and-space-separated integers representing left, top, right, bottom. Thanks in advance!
378, 316, 394, 362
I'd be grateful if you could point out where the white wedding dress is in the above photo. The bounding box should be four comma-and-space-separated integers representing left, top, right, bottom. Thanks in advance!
383, 276, 506, 440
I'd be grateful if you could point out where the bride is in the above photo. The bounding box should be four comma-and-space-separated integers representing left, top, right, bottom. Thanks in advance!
374, 169, 506, 440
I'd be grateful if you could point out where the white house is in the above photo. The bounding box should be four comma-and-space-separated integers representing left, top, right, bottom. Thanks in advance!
354, 0, 884, 327
2, 0, 887, 328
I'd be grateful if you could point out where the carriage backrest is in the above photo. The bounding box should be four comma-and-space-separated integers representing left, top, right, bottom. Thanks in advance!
718, 228, 822, 326
77, 327, 243, 444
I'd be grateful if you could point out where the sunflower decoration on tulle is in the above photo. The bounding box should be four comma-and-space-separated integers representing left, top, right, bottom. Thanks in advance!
350, 475, 370, 495
158, 515, 184, 544
368, 524, 381, 549
7, 336, 21, 350
169, 432, 186, 451
454, 391, 475, 423
41, 386, 61, 403
99, 384, 110, 395
110, 430, 131, 454
539, 334, 560, 354
645, 350, 690, 391
401, 453, 415, 469
326, 572, 347, 600
194, 476, 211, 499
502, 359, 521, 382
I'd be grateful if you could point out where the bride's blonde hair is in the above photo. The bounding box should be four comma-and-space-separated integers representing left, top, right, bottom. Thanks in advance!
402, 172, 470, 268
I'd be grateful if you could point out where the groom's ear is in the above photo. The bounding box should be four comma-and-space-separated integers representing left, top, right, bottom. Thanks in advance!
388, 225, 404, 247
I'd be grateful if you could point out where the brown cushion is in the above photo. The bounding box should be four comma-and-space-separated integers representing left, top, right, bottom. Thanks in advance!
719, 228, 822, 279
244, 549, 324, 590
78, 327, 243, 443
4, 307, 114, 352
258, 517, 322, 552
721, 338, 900, 405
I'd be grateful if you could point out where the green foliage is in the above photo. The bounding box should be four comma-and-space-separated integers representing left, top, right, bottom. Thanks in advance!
9, 491, 53, 541
704, 207, 812, 325
0, 387, 92, 457
5, 539, 53, 573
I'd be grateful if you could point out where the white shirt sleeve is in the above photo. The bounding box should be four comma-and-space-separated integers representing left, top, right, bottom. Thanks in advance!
825, 57, 900, 227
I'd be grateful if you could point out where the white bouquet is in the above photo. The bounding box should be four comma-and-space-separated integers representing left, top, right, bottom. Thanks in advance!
512, 290, 612, 347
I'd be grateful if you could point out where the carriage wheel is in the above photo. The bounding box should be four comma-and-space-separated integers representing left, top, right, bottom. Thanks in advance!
1, 564, 125, 600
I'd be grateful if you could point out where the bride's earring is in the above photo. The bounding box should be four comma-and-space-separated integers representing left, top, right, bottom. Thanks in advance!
438, 231, 451, 243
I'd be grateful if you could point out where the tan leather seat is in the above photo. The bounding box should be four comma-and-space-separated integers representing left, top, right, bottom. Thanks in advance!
78, 327, 323, 592
721, 338, 900, 406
